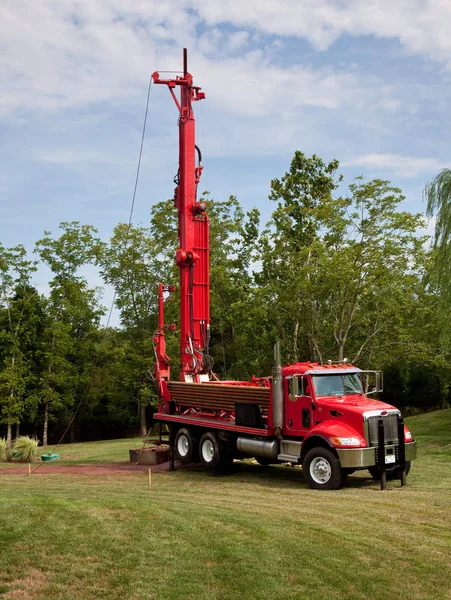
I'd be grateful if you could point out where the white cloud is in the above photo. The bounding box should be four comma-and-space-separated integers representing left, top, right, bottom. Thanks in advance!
194, 53, 400, 117
227, 30, 250, 51
342, 153, 449, 177
1, 0, 450, 196
192, 0, 451, 67
0, 0, 408, 120
35, 148, 122, 165
2, 0, 450, 122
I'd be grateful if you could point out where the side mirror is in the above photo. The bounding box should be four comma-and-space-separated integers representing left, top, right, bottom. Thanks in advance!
289, 376, 299, 401
362, 370, 383, 394
375, 371, 382, 392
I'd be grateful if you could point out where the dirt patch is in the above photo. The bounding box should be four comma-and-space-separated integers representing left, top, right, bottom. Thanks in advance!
0, 461, 185, 476
2, 568, 47, 599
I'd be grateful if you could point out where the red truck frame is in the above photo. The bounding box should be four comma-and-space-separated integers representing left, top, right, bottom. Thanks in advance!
152, 50, 416, 490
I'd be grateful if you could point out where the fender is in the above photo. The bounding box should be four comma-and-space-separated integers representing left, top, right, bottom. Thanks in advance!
304, 420, 366, 448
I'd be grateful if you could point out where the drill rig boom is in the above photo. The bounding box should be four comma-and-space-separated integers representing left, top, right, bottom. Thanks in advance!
152, 49, 210, 383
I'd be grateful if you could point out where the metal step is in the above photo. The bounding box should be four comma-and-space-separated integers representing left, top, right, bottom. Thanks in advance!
277, 453, 301, 463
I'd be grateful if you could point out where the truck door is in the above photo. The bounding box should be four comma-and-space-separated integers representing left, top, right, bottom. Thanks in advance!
284, 376, 313, 436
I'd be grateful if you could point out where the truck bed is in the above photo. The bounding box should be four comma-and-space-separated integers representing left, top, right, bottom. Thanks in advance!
167, 381, 270, 414
154, 411, 273, 436
154, 381, 273, 436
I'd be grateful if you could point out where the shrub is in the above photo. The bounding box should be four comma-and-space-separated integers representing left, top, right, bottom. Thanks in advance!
12, 436, 40, 463
0, 438, 6, 460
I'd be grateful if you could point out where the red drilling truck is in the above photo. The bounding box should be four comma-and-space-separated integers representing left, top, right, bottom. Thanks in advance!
152, 49, 417, 490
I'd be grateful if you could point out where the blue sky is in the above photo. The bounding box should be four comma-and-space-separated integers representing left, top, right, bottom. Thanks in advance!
1, 0, 450, 319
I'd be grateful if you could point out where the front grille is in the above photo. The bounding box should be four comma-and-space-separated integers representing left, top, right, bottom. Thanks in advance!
367, 413, 400, 446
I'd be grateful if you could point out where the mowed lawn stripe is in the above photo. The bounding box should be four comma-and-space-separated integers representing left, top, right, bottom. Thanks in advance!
0, 410, 450, 600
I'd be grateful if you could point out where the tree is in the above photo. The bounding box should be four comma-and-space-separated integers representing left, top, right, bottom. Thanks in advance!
259, 152, 427, 370
424, 168, 451, 339
0, 245, 39, 456
257, 152, 343, 363
100, 222, 166, 435
35, 222, 105, 445
149, 194, 264, 379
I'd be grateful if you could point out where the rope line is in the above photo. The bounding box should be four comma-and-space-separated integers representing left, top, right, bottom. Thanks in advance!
25, 76, 153, 476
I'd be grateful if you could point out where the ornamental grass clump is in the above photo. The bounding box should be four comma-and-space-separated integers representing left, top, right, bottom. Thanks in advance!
0, 438, 6, 460
12, 436, 39, 463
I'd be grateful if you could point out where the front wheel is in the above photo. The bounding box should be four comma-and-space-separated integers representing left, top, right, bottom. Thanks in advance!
302, 447, 343, 490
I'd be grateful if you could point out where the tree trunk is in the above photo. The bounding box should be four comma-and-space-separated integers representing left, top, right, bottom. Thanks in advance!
16, 423, 20, 438
43, 331, 55, 448
6, 424, 12, 461
70, 421, 75, 444
292, 320, 299, 362
310, 335, 323, 365
8, 356, 15, 459
43, 401, 49, 447
140, 404, 147, 437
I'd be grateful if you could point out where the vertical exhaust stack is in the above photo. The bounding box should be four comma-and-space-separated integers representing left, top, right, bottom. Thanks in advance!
272, 342, 283, 438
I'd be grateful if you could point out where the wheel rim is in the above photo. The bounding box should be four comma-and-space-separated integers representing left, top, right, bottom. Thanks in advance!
310, 456, 332, 484
202, 439, 215, 463
177, 434, 189, 457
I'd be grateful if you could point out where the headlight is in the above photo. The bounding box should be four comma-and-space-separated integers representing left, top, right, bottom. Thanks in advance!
329, 437, 361, 446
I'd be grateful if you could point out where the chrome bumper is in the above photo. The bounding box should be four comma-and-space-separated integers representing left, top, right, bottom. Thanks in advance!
405, 441, 417, 461
336, 441, 417, 468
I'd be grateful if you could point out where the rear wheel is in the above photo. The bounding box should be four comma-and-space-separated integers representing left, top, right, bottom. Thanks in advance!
199, 432, 232, 471
302, 447, 343, 490
174, 428, 198, 464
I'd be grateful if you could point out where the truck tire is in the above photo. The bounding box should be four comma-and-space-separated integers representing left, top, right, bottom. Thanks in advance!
199, 432, 231, 471
368, 461, 411, 481
175, 428, 198, 464
302, 447, 343, 490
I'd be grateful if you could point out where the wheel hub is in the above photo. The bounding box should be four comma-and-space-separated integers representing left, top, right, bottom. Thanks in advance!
310, 456, 332, 484
177, 435, 189, 457
202, 440, 215, 463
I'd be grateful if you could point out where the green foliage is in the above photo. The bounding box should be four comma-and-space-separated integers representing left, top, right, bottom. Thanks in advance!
34, 223, 105, 444
12, 435, 39, 462
35, 222, 104, 278
0, 245, 39, 432
100, 223, 163, 330
0, 150, 449, 442
99, 222, 168, 433
260, 155, 428, 372
424, 168, 451, 342
425, 168, 451, 260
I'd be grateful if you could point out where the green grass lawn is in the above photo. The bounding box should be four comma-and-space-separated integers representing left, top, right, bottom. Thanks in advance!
0, 410, 450, 600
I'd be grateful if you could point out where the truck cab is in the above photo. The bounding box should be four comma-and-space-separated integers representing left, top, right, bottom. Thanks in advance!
277, 362, 416, 489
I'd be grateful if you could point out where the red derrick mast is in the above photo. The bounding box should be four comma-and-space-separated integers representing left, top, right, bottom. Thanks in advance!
152, 49, 210, 384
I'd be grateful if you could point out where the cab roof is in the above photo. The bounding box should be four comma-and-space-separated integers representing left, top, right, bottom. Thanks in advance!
282, 362, 360, 377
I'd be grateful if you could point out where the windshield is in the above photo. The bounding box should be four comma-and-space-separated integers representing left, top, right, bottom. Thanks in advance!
312, 373, 363, 397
